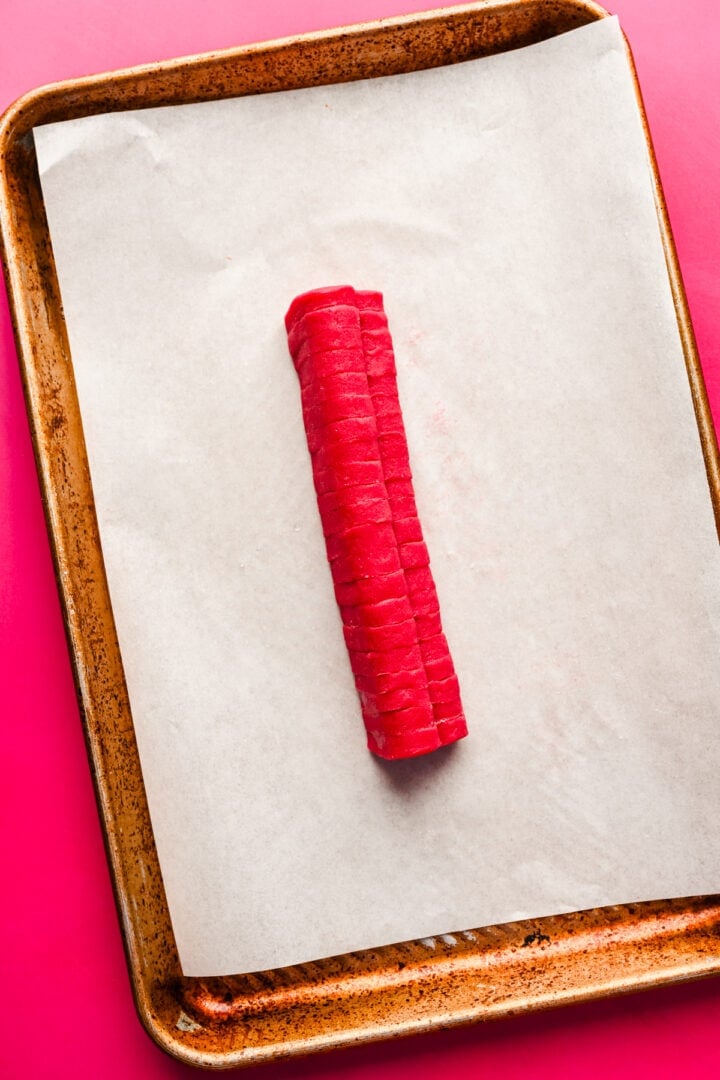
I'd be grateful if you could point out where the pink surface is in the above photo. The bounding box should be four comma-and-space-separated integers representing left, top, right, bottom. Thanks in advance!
1, 1, 718, 1077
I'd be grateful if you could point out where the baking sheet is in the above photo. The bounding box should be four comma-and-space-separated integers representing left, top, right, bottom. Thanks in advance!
34, 16, 720, 978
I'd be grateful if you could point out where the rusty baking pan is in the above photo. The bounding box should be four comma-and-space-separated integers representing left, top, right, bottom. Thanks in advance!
1, 0, 719, 1070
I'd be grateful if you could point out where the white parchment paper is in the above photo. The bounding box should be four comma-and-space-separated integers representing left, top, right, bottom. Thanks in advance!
35, 17, 720, 977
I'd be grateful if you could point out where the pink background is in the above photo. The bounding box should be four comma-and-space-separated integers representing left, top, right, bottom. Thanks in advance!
1, 1, 719, 1076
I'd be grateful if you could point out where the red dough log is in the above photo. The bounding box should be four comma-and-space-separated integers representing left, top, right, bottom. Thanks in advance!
285, 286, 467, 758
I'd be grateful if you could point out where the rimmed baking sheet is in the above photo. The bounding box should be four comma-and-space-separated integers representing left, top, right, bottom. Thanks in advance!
1, 0, 719, 1069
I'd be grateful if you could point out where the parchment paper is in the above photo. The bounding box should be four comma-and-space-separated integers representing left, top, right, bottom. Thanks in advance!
34, 17, 720, 977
